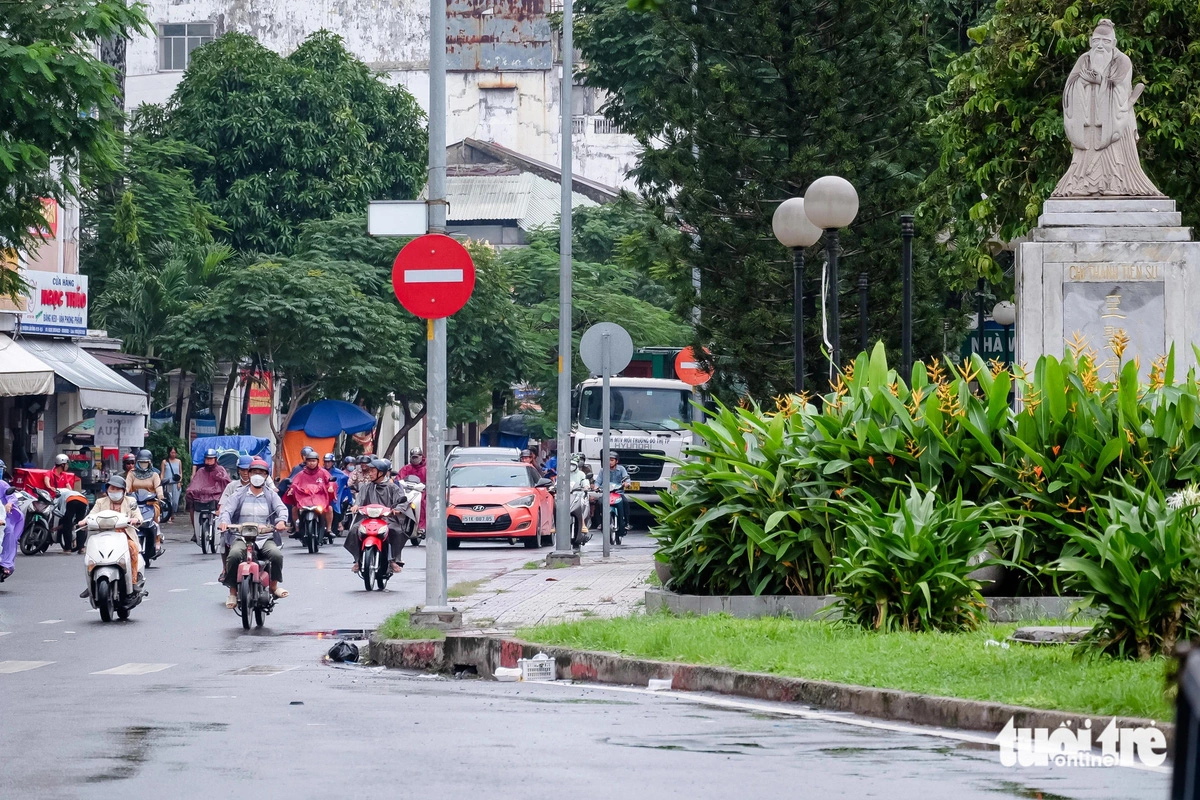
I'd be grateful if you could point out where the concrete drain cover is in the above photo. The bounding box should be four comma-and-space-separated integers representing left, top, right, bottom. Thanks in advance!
1011, 626, 1092, 645
223, 665, 299, 676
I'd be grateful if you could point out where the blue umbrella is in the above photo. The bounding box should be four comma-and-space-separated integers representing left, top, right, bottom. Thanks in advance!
287, 400, 376, 438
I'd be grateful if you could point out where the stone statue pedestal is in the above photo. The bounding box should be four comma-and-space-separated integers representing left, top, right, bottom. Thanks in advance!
1016, 197, 1198, 380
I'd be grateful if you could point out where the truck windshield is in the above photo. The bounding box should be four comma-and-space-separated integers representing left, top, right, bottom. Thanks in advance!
578, 387, 692, 431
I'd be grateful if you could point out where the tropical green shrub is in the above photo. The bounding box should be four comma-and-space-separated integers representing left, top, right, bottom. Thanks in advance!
828, 484, 1005, 632
1048, 484, 1200, 660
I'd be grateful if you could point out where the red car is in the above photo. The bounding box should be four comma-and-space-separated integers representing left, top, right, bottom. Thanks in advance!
446, 461, 554, 549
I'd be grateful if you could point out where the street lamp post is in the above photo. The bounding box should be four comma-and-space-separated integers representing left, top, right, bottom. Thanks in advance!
858, 272, 869, 351
772, 198, 823, 393
900, 214, 914, 379
804, 176, 859, 387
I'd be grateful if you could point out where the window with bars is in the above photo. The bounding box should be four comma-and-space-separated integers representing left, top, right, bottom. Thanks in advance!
593, 118, 626, 135
159, 22, 215, 71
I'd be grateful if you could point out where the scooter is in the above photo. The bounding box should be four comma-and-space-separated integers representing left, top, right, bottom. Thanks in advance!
233, 523, 275, 629
194, 500, 219, 555
353, 504, 394, 592
398, 477, 425, 545
83, 511, 146, 622
569, 466, 593, 549
134, 490, 162, 565
589, 483, 625, 546
297, 505, 326, 554
19, 488, 56, 555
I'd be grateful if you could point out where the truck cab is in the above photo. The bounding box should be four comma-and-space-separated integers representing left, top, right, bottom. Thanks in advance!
571, 377, 698, 512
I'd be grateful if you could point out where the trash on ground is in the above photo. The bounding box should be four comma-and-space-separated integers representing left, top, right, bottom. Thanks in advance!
648, 678, 672, 691
518, 652, 557, 682
495, 666, 521, 682
327, 641, 360, 662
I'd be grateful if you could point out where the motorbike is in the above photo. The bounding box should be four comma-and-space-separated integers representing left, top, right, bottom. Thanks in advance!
589, 483, 625, 545
194, 500, 219, 555
398, 477, 425, 545
134, 490, 162, 565
83, 511, 146, 622
569, 468, 593, 549
353, 504, 394, 592
19, 487, 86, 555
296, 504, 327, 553
233, 523, 275, 629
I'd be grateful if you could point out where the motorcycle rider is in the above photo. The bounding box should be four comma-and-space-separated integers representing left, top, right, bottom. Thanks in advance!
396, 448, 427, 537
344, 458, 407, 576
46, 453, 87, 552
519, 448, 537, 469
126, 448, 165, 555
186, 449, 231, 542
607, 452, 631, 538
80, 474, 144, 584
218, 455, 276, 512
285, 446, 334, 537
351, 454, 373, 494
325, 453, 351, 537
218, 458, 288, 608
0, 459, 23, 580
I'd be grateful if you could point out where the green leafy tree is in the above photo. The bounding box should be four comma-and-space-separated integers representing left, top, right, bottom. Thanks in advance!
158, 31, 427, 254
577, 0, 960, 399
0, 0, 147, 298
925, 2, 1200, 279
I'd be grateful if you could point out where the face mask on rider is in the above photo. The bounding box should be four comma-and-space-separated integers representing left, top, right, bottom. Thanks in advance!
107, 491, 124, 503
250, 474, 266, 488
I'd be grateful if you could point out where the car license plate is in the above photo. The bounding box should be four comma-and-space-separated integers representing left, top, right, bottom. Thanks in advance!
462, 514, 495, 524
630, 481, 640, 491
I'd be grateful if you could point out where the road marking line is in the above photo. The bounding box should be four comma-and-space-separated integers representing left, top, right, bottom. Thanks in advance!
169, 588, 189, 592
37, 619, 62, 624
91, 663, 176, 676
223, 665, 298, 677
203, 581, 219, 586
0, 661, 54, 674
0, 632, 11, 637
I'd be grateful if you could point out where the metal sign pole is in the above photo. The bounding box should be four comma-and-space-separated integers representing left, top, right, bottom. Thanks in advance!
600, 332, 611, 558
423, 0, 451, 614
553, 0, 575, 556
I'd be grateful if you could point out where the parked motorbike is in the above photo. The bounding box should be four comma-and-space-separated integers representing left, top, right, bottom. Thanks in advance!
297, 505, 326, 554
194, 500, 219, 555
353, 504, 394, 592
13, 489, 44, 556
233, 523, 275, 629
398, 477, 425, 545
134, 490, 162, 565
19, 487, 84, 555
83, 511, 146, 622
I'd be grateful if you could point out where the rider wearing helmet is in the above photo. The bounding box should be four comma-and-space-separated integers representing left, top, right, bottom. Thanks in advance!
219, 454, 275, 513
324, 453, 351, 537
218, 458, 288, 608
46, 453, 87, 552
351, 454, 374, 494
186, 448, 231, 540
519, 448, 538, 469
285, 446, 334, 537
397, 448, 427, 536
0, 459, 23, 580
345, 457, 407, 576
126, 448, 164, 506
79, 474, 145, 583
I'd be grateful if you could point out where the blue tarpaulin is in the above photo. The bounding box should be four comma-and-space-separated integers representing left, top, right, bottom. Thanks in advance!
286, 400, 376, 438
190, 435, 272, 466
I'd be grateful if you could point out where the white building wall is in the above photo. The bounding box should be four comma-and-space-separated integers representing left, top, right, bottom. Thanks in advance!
124, 0, 639, 190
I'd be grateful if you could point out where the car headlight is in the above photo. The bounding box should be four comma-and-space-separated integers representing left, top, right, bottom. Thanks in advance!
506, 494, 536, 509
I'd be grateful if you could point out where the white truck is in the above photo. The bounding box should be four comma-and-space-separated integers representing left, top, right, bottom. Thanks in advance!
571, 377, 700, 513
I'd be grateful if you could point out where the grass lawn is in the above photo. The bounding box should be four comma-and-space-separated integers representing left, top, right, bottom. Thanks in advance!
378, 610, 446, 641
517, 614, 1174, 721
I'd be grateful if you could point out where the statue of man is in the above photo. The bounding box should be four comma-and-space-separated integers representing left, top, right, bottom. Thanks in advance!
1052, 19, 1162, 197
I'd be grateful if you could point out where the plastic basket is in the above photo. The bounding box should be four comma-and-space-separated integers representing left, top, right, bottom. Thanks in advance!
517, 653, 556, 682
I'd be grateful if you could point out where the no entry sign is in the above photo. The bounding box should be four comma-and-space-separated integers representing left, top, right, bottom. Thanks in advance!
391, 234, 476, 318
674, 346, 713, 386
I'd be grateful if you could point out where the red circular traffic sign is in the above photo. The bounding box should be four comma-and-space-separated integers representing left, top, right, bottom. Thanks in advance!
390, 234, 476, 319
675, 346, 713, 386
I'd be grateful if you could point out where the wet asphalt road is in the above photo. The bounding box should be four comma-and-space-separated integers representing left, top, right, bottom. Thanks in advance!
0, 523, 1171, 799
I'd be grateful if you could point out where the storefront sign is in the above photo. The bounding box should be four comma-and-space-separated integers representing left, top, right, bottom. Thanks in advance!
246, 370, 272, 415
18, 270, 88, 337
93, 413, 145, 448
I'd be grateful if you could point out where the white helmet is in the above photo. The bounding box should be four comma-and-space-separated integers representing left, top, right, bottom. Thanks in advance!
54, 453, 69, 466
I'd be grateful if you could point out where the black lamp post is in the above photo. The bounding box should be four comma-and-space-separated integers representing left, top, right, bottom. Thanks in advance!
804, 176, 859, 389
772, 198, 823, 394
858, 272, 869, 351
901, 214, 914, 378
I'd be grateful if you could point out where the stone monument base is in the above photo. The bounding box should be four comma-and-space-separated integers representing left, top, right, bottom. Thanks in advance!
1016, 197, 1198, 380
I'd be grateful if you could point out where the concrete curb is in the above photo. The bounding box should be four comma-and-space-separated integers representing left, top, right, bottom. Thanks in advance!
369, 633, 1174, 749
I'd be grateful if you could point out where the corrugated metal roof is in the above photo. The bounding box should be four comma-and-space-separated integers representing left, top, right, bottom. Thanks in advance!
434, 172, 598, 231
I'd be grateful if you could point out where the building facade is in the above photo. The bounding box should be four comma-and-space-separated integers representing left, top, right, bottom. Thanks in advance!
122, 0, 640, 191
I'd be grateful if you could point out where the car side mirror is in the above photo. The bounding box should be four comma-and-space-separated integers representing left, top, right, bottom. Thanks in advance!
536, 477, 552, 488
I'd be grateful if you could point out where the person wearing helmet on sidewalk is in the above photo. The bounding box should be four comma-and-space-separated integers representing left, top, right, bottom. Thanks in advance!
218, 458, 288, 608
285, 446, 334, 538
186, 448, 231, 542
344, 458, 406, 576
396, 448, 427, 537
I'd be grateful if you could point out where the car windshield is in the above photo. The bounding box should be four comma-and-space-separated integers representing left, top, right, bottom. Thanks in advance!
447, 450, 519, 468
449, 465, 533, 488
579, 387, 692, 431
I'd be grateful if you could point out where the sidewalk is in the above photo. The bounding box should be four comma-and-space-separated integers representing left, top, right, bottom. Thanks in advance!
451, 536, 655, 632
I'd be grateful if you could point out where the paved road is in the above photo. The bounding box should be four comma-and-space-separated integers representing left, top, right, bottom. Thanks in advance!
0, 523, 1170, 799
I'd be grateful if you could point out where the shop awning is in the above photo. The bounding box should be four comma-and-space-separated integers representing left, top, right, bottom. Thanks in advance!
19, 338, 149, 415
0, 334, 55, 396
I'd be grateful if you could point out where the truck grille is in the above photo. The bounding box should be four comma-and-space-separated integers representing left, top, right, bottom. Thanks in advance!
614, 449, 665, 482
448, 513, 513, 533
